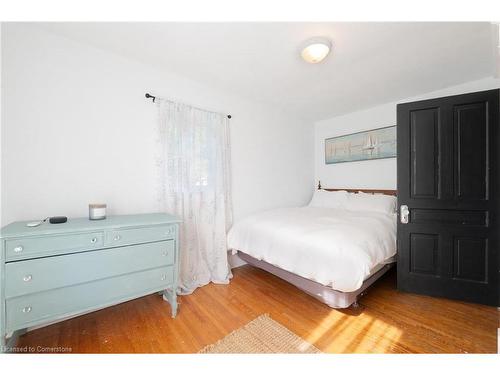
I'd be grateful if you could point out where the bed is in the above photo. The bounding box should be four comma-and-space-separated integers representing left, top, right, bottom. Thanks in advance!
227, 186, 397, 308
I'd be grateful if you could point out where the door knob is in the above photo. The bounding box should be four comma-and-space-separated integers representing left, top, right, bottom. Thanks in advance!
400, 205, 410, 224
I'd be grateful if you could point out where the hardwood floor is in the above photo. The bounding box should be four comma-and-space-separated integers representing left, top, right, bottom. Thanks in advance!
15, 265, 499, 353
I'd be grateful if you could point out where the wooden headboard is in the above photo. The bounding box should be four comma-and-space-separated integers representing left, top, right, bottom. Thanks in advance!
317, 181, 397, 196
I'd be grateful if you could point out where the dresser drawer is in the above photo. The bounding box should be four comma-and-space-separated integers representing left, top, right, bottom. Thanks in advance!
105, 225, 175, 247
5, 240, 175, 298
5, 232, 104, 261
6, 266, 173, 332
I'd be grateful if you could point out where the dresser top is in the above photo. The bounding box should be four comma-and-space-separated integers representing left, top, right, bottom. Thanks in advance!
0, 213, 181, 239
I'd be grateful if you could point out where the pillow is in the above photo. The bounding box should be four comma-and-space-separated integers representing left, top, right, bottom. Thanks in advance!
345, 191, 396, 214
308, 190, 349, 209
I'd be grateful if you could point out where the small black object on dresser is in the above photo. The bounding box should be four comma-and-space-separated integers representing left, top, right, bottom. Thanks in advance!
49, 216, 68, 224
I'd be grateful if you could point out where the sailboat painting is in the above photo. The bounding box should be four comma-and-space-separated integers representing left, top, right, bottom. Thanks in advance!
325, 125, 396, 164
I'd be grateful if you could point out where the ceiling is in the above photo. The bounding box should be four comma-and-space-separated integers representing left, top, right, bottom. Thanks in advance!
37, 22, 497, 122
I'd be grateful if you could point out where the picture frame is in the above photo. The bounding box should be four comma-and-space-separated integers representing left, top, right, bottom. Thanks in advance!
325, 125, 397, 164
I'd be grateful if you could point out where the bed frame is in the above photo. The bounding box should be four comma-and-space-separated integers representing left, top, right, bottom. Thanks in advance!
237, 183, 397, 309
317, 180, 397, 196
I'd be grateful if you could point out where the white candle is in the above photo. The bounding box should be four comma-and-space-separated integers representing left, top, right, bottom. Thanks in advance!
89, 204, 107, 220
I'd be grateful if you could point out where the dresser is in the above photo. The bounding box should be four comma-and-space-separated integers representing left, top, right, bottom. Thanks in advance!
0, 213, 181, 350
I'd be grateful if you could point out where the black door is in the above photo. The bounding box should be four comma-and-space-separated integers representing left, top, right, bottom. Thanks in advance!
397, 89, 499, 306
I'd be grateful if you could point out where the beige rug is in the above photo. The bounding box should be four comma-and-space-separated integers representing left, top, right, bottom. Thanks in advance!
199, 314, 321, 354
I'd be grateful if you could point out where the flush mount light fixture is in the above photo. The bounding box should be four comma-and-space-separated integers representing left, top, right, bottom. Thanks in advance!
300, 37, 332, 64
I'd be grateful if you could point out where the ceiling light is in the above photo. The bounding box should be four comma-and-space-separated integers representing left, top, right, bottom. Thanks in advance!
300, 37, 332, 64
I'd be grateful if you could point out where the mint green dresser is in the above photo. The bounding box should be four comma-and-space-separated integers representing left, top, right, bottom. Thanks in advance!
0, 213, 181, 351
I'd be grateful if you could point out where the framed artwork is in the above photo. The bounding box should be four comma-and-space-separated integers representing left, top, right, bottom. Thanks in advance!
325, 125, 396, 164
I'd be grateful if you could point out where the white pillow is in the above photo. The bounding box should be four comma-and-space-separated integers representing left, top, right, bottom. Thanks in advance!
345, 191, 396, 214
308, 190, 349, 209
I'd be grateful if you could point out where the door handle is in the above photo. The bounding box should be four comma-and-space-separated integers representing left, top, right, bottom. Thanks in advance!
400, 205, 410, 224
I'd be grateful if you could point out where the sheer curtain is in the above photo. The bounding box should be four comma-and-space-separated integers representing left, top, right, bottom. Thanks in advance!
156, 99, 233, 294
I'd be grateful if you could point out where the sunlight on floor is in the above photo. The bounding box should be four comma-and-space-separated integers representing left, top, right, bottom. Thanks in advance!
305, 309, 403, 353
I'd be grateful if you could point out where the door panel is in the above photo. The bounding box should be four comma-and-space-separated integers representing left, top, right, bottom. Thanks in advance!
452, 237, 488, 283
454, 102, 488, 200
409, 233, 440, 276
410, 209, 488, 227
397, 89, 499, 306
410, 108, 440, 199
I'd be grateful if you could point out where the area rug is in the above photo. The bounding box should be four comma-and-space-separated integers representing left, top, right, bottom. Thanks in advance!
199, 314, 321, 354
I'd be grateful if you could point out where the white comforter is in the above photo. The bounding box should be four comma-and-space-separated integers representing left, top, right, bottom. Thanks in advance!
227, 207, 397, 292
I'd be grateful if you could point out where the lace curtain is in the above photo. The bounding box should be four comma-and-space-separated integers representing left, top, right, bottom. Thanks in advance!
156, 99, 233, 294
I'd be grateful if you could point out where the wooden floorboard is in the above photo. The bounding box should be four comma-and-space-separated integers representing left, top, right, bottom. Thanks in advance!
15, 265, 499, 353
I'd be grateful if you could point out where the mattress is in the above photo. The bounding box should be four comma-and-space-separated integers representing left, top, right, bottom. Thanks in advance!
227, 206, 397, 293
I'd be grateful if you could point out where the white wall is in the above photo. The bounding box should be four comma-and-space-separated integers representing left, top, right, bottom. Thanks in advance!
315, 77, 500, 190
1, 23, 314, 226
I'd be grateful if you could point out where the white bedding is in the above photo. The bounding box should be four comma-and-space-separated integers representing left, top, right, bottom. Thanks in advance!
227, 206, 397, 292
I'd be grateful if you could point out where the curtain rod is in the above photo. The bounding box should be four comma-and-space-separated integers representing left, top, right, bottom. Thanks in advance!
145, 93, 232, 119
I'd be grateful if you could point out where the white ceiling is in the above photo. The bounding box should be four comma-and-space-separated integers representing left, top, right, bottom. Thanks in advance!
37, 22, 497, 122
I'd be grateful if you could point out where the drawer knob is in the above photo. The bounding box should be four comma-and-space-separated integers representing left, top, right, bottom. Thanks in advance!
161, 275, 166, 281
163, 251, 169, 256
114, 235, 121, 241
91, 237, 98, 243
23, 274, 33, 282
22, 306, 32, 313
14, 245, 24, 253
